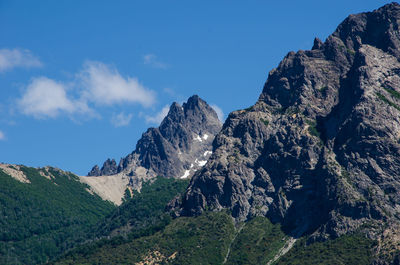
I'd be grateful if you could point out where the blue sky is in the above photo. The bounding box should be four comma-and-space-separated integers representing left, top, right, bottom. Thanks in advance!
0, 0, 392, 175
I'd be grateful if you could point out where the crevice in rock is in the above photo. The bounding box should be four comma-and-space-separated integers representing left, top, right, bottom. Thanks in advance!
317, 54, 364, 146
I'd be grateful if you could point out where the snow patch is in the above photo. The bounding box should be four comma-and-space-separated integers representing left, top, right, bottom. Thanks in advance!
197, 160, 207, 166
202, 134, 209, 140
193, 135, 203, 142
204, 151, 212, 156
190, 163, 194, 168
180, 170, 190, 179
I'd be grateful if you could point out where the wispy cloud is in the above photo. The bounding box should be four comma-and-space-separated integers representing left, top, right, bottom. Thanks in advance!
143, 54, 168, 69
80, 61, 156, 107
0, 48, 42, 72
18, 77, 91, 119
111, 112, 133, 127
211, 104, 224, 122
163, 87, 176, 97
0, 130, 5, 141
145, 104, 170, 125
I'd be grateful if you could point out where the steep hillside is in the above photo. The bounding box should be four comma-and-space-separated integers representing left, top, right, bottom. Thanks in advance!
51, 177, 190, 264
178, 3, 400, 263
82, 95, 221, 204
0, 164, 115, 265
54, 212, 236, 265
54, 212, 375, 265
91, 177, 189, 239
275, 234, 374, 265
0, 164, 115, 264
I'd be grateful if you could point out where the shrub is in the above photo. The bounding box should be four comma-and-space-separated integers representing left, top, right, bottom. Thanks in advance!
305, 120, 320, 138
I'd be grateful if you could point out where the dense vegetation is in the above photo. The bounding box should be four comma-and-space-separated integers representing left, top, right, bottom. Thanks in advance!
54, 212, 236, 265
54, 199, 375, 265
0, 166, 115, 265
91, 177, 189, 239
225, 217, 286, 264
275, 234, 374, 265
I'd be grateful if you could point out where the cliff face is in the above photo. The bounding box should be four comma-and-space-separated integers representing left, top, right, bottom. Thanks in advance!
180, 3, 400, 257
88, 95, 222, 190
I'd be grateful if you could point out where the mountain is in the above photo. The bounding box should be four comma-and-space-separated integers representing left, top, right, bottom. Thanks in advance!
176, 2, 400, 263
0, 163, 115, 265
82, 95, 221, 204
50, 3, 400, 265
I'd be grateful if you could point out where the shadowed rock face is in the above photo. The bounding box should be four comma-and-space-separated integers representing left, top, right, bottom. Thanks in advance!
90, 159, 118, 176
179, 3, 400, 259
88, 95, 222, 188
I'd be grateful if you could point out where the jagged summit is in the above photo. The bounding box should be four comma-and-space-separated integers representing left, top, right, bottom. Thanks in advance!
88, 159, 118, 176
259, 2, 400, 117
87, 95, 221, 193
178, 3, 400, 262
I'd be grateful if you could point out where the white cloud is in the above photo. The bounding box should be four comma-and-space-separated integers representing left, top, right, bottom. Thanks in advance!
17, 61, 156, 121
0, 48, 42, 72
18, 77, 90, 118
80, 61, 156, 107
145, 104, 170, 124
143, 54, 168, 69
0, 130, 5, 141
211, 104, 224, 122
111, 112, 133, 127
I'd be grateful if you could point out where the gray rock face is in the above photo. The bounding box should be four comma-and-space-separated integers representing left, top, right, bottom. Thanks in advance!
88, 95, 222, 188
88, 159, 118, 176
88, 165, 101, 176
179, 3, 400, 261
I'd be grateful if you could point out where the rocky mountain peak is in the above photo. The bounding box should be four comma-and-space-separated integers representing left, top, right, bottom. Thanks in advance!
87, 95, 222, 191
178, 4, 400, 260
258, 2, 400, 119
161, 102, 184, 125
134, 95, 221, 180
183, 94, 206, 112
332, 2, 400, 58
